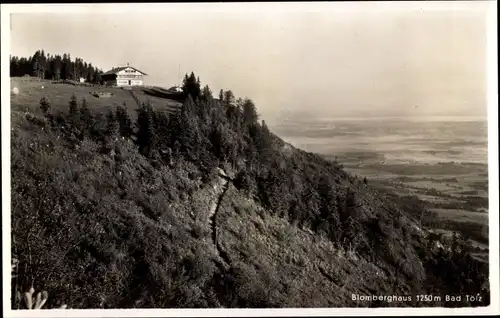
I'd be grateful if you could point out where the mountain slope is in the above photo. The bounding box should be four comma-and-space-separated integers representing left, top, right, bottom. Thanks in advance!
10, 76, 489, 309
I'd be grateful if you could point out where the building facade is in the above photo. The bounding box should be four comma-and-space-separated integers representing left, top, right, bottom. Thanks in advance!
101, 64, 147, 87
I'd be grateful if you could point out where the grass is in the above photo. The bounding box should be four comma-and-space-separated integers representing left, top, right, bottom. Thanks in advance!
431, 208, 488, 224
10, 77, 181, 120
215, 185, 419, 307
356, 162, 486, 177
366, 175, 489, 260
338, 151, 489, 241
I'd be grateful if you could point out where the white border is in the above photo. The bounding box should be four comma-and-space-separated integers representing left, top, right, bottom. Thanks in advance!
486, 0, 500, 313
2, 2, 499, 317
0, 2, 495, 14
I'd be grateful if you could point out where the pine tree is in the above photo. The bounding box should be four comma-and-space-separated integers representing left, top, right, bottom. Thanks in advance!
201, 85, 213, 101
223, 90, 235, 106
10, 56, 19, 77
116, 104, 133, 138
11, 50, 104, 83
242, 98, 259, 126
39, 96, 50, 114
254, 120, 274, 161
69, 93, 78, 115
219, 89, 224, 102
315, 175, 342, 241
87, 63, 94, 83
32, 50, 41, 78
95, 71, 102, 85
136, 102, 156, 157
182, 72, 201, 100
175, 95, 203, 159
82, 62, 88, 81
54, 55, 62, 80
62, 53, 69, 80
105, 109, 119, 140
79, 97, 93, 126
210, 122, 225, 160
73, 57, 80, 80
341, 189, 362, 248
67, 53, 74, 80
153, 110, 170, 154
40, 50, 47, 79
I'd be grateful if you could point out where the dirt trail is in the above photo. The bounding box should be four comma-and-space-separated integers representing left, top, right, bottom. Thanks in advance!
209, 170, 232, 265
128, 90, 141, 107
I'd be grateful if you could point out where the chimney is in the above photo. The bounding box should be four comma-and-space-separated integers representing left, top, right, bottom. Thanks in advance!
126, 63, 129, 67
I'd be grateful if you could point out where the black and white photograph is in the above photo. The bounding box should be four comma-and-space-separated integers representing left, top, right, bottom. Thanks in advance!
1, 2, 498, 316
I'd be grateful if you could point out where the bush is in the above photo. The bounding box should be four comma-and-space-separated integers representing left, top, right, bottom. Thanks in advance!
234, 170, 257, 197
69, 93, 78, 115
39, 96, 50, 114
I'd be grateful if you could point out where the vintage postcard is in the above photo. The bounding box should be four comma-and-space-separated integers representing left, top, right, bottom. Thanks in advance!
1, 2, 498, 317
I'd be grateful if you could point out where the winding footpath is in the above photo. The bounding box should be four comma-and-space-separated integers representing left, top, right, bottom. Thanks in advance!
208, 169, 232, 266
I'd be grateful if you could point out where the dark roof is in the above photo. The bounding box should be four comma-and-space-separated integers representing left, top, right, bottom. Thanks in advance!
167, 86, 184, 92
102, 66, 148, 76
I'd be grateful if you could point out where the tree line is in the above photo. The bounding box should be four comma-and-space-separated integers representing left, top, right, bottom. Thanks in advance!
10, 49, 104, 83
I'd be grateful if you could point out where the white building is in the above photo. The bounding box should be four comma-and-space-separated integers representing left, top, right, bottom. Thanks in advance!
101, 64, 147, 87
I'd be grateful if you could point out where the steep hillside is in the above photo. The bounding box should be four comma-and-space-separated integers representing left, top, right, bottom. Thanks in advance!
10, 75, 489, 309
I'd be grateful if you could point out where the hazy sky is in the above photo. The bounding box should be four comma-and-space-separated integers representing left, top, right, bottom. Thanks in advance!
8, 2, 493, 122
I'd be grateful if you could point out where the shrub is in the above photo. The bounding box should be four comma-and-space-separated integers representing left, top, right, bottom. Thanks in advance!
234, 170, 257, 197
69, 93, 78, 115
39, 96, 50, 114
79, 98, 93, 127
116, 105, 133, 138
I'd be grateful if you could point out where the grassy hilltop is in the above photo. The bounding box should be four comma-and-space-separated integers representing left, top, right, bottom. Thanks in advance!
10, 77, 182, 117
10, 74, 489, 309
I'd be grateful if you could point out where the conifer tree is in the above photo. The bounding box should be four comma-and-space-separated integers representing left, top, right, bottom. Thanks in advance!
136, 102, 156, 157
153, 110, 170, 156
223, 90, 235, 106
39, 96, 50, 114
54, 55, 62, 80
32, 50, 41, 78
87, 63, 94, 83
251, 120, 274, 164
182, 72, 201, 100
39, 50, 47, 79
201, 85, 213, 101
69, 93, 78, 115
106, 109, 119, 139
9, 49, 103, 82
116, 103, 133, 138
79, 97, 93, 126
67, 53, 73, 79
341, 189, 362, 248
315, 175, 342, 242
96, 70, 103, 84
175, 95, 203, 159
219, 89, 224, 102
242, 98, 259, 126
